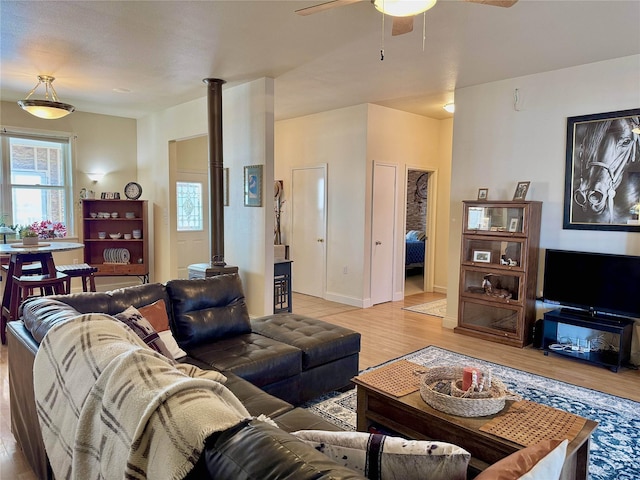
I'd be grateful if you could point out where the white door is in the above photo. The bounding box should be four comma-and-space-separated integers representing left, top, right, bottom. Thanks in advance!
290, 165, 327, 298
176, 171, 209, 278
371, 163, 397, 305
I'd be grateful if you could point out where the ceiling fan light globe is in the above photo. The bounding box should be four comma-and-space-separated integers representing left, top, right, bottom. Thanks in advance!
18, 99, 75, 119
373, 0, 437, 17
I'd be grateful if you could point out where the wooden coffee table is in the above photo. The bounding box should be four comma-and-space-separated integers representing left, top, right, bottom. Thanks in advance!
353, 377, 597, 480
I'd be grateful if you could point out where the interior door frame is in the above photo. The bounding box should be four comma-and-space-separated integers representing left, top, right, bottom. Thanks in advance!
404, 165, 438, 294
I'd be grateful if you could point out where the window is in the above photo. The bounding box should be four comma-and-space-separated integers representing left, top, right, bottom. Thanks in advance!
176, 181, 203, 231
1, 131, 74, 235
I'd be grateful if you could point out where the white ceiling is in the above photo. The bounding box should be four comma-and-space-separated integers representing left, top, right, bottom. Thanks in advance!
1, 0, 639, 121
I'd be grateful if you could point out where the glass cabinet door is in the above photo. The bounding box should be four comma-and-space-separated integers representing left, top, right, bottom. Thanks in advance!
462, 237, 524, 268
459, 300, 520, 337
460, 268, 522, 303
465, 206, 525, 234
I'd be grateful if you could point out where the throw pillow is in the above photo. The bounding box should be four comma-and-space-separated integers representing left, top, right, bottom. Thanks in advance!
138, 299, 187, 359
114, 306, 174, 360
292, 430, 470, 480
158, 330, 188, 359
138, 299, 170, 332
474, 439, 568, 480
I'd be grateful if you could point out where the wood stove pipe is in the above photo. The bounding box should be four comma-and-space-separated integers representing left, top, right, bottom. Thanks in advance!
203, 78, 227, 266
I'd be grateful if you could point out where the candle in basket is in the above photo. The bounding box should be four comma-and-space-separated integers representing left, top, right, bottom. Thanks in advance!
462, 366, 481, 391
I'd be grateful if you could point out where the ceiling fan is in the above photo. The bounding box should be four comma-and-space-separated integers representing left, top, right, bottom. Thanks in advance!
296, 0, 518, 36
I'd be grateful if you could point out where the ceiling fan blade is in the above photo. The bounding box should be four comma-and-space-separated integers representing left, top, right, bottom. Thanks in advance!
392, 16, 414, 36
464, 0, 518, 7
295, 0, 362, 16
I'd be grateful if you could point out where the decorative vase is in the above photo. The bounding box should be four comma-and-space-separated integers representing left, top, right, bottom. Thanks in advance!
23, 237, 39, 246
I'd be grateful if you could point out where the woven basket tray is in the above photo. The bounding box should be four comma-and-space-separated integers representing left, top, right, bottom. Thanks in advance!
419, 366, 520, 417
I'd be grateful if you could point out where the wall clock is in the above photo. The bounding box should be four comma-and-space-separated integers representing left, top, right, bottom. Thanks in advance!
124, 182, 142, 200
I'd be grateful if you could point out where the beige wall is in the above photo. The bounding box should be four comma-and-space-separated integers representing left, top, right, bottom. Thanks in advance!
445, 54, 640, 329
0, 101, 138, 291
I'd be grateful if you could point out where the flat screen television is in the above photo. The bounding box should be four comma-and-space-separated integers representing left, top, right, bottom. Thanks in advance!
543, 249, 640, 319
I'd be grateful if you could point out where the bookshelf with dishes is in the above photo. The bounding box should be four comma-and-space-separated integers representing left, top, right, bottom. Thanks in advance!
81, 199, 149, 281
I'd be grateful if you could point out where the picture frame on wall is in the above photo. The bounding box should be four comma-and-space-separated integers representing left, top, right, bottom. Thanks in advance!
564, 108, 640, 231
512, 181, 530, 201
477, 188, 488, 200
473, 250, 491, 263
244, 165, 263, 207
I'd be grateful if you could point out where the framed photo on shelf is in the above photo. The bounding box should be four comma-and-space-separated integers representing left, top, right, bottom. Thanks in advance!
244, 165, 263, 207
508, 218, 519, 232
563, 108, 640, 231
472, 250, 491, 263
477, 188, 488, 200
513, 181, 530, 200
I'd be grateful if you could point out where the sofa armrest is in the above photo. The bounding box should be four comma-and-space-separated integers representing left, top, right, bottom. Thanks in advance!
185, 420, 366, 480
7, 321, 52, 480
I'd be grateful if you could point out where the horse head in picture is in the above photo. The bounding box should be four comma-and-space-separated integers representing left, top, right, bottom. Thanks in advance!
572, 115, 640, 224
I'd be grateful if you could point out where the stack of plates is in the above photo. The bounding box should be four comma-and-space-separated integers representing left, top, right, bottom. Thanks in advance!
103, 248, 130, 264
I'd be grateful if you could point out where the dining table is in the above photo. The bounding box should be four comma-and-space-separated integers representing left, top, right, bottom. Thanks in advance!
0, 241, 84, 344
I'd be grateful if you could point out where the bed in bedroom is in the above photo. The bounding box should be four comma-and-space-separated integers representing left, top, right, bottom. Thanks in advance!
405, 230, 426, 269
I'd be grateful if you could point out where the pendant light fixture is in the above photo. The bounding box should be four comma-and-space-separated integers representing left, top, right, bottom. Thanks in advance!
373, 0, 437, 17
18, 75, 75, 119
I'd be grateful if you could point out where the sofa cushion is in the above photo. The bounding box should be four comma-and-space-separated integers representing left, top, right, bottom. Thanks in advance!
292, 430, 470, 480
166, 275, 251, 349
44, 282, 171, 318
188, 333, 302, 387
251, 313, 361, 369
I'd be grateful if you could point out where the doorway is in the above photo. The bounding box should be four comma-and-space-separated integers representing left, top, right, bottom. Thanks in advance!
405, 169, 430, 296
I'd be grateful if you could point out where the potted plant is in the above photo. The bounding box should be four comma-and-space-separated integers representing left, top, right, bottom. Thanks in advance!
21, 227, 39, 246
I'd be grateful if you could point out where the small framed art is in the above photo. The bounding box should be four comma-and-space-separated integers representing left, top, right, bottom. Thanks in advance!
244, 165, 263, 207
513, 181, 530, 201
508, 218, 519, 232
473, 250, 491, 263
477, 188, 488, 200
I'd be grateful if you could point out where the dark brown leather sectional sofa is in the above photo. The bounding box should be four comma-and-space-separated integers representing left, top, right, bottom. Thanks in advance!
7, 274, 363, 479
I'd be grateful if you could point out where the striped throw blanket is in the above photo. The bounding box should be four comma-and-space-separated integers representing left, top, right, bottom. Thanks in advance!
34, 314, 250, 480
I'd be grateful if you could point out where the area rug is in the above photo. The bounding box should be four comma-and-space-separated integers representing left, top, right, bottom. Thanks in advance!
303, 346, 640, 480
402, 298, 447, 317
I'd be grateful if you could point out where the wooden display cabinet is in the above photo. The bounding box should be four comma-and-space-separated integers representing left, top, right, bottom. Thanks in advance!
455, 200, 542, 347
81, 199, 149, 282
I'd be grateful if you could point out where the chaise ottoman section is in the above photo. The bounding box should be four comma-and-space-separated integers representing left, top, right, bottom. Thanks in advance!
251, 313, 361, 402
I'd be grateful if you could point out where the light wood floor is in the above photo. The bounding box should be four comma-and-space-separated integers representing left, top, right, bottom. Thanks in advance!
2, 291, 638, 478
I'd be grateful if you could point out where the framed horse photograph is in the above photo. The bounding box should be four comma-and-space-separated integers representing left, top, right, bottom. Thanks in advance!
564, 108, 640, 231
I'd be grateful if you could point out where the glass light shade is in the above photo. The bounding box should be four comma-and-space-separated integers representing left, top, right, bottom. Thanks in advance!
17, 75, 75, 119
18, 100, 75, 119
373, 0, 437, 17
443, 103, 455, 113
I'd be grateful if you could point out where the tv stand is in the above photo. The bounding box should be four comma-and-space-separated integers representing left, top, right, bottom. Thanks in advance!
542, 309, 634, 372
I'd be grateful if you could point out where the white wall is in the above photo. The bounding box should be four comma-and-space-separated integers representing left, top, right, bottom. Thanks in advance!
137, 78, 275, 316
445, 55, 640, 329
276, 103, 452, 306
276, 105, 369, 305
